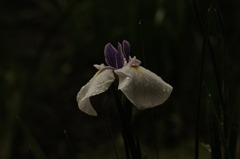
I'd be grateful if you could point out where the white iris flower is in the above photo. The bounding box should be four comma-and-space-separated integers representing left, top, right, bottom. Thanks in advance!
77, 40, 173, 116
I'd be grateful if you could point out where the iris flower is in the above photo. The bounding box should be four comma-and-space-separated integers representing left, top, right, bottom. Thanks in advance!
77, 40, 173, 116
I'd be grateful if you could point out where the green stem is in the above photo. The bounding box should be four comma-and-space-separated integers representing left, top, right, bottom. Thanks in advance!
195, 4, 213, 159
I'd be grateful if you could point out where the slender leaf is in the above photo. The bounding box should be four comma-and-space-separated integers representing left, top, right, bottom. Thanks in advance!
228, 89, 240, 159
17, 117, 47, 159
194, 3, 213, 159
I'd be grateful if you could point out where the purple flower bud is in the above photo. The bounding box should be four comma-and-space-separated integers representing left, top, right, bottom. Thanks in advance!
123, 40, 130, 62
104, 43, 124, 69
116, 43, 124, 68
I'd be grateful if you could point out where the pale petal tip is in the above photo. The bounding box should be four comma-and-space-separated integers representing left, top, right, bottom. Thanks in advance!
77, 98, 98, 116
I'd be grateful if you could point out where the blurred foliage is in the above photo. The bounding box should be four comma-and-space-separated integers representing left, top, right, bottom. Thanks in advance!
0, 0, 240, 159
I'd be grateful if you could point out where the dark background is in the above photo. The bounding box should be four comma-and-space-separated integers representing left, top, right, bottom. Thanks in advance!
0, 0, 239, 159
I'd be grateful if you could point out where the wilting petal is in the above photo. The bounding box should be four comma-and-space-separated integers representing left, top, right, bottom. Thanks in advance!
115, 65, 173, 109
76, 69, 115, 116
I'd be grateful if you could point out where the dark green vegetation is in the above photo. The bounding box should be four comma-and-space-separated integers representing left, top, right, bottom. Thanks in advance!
0, 0, 239, 159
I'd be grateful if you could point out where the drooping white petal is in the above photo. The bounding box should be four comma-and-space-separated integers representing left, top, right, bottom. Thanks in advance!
76, 69, 115, 116
115, 65, 173, 109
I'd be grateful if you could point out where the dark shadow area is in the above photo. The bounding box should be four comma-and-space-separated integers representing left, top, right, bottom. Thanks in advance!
0, 0, 240, 159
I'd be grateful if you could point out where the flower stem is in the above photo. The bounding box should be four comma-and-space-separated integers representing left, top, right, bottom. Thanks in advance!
111, 83, 142, 159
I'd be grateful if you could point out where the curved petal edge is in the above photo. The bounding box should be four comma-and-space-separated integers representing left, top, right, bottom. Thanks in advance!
115, 65, 173, 109
76, 69, 115, 116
